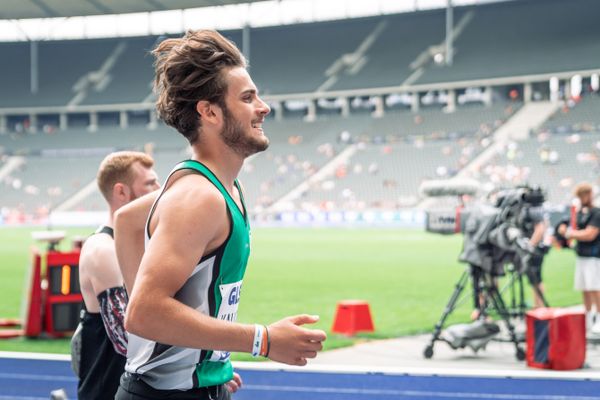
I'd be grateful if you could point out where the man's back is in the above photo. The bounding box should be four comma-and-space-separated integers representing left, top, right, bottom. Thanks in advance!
79, 229, 122, 312
78, 226, 127, 399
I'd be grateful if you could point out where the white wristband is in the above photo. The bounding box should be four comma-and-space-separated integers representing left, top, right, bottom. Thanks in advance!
565, 227, 573, 239
251, 324, 264, 357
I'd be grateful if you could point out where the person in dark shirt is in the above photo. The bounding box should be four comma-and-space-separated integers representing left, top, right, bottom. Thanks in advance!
523, 205, 548, 308
558, 183, 600, 333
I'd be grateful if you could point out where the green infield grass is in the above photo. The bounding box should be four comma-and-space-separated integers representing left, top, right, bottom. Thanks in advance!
0, 226, 579, 360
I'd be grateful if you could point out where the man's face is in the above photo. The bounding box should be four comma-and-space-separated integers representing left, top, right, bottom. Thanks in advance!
128, 162, 160, 201
578, 192, 592, 207
219, 67, 271, 158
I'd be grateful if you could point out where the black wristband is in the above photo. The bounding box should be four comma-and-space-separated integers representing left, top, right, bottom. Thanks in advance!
264, 325, 271, 358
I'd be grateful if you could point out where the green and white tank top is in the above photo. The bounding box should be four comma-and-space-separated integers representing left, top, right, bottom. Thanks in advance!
125, 160, 251, 390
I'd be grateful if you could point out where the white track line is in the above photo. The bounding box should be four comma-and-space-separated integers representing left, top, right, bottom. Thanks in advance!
1, 352, 599, 381
233, 361, 600, 381
0, 372, 76, 382
242, 385, 600, 400
0, 396, 47, 400
0, 352, 70, 361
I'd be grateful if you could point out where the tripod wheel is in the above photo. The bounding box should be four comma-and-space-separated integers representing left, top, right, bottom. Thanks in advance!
424, 345, 434, 359
516, 347, 525, 361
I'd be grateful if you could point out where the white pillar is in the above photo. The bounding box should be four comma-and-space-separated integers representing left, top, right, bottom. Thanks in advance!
411, 92, 420, 113
446, 90, 456, 113
549, 77, 559, 103
274, 101, 283, 122
119, 110, 129, 129
89, 111, 98, 132
59, 113, 68, 131
0, 115, 6, 134
563, 79, 571, 100
341, 97, 350, 118
148, 109, 158, 130
304, 100, 316, 122
28, 113, 37, 133
523, 82, 532, 103
483, 86, 492, 106
371, 96, 384, 118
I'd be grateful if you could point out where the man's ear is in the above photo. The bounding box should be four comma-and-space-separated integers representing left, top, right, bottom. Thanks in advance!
196, 101, 221, 126
112, 182, 130, 204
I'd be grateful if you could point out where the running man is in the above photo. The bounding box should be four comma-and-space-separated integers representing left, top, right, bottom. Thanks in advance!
114, 30, 326, 400
77, 151, 159, 399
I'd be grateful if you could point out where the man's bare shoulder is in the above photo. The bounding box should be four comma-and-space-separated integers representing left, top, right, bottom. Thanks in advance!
158, 173, 227, 217
80, 233, 115, 271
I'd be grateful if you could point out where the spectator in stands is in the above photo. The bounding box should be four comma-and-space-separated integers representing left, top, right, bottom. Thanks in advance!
76, 151, 160, 399
558, 183, 600, 333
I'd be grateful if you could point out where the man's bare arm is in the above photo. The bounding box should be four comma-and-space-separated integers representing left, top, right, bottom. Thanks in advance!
125, 177, 326, 366
79, 235, 124, 312
114, 190, 160, 293
80, 236, 128, 355
569, 225, 600, 242
529, 221, 546, 247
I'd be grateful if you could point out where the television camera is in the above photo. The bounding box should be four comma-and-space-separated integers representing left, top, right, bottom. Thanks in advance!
420, 179, 548, 361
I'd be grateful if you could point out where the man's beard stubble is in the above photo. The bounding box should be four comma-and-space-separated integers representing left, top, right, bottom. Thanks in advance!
221, 106, 269, 158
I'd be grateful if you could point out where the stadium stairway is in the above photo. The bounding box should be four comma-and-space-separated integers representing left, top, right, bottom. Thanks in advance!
0, 156, 25, 182
265, 144, 359, 213
459, 100, 559, 176
317, 20, 388, 92
492, 101, 560, 142
68, 42, 128, 108
52, 179, 99, 212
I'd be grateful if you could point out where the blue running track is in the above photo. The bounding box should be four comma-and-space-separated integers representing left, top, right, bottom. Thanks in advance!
0, 355, 598, 400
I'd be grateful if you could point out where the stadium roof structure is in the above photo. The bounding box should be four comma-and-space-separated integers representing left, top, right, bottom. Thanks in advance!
0, 0, 269, 20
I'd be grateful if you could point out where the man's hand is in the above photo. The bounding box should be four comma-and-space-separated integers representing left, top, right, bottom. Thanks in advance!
557, 223, 568, 236
225, 372, 242, 393
267, 314, 327, 366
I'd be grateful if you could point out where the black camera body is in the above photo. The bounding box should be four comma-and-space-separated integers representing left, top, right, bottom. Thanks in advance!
459, 186, 545, 275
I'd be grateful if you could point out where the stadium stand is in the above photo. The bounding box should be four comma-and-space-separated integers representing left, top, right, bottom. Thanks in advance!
80, 36, 158, 105
0, 39, 117, 108
1, 0, 598, 109
321, 12, 446, 91
466, 131, 600, 205
0, 125, 187, 154
295, 138, 486, 210
0, 99, 513, 214
249, 18, 381, 94
540, 94, 600, 134
362, 101, 518, 141
415, 0, 600, 84
1, 0, 599, 221
2, 154, 104, 213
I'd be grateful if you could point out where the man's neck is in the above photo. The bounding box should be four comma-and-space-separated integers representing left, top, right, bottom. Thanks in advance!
105, 209, 116, 229
191, 145, 244, 192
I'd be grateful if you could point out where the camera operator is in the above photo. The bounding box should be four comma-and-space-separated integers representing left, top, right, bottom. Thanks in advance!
522, 204, 548, 308
558, 183, 600, 333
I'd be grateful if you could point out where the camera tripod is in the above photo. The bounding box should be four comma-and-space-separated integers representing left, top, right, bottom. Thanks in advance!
501, 263, 549, 318
423, 263, 547, 361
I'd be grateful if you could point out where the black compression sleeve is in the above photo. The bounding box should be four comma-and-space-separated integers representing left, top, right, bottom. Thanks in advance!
97, 286, 129, 356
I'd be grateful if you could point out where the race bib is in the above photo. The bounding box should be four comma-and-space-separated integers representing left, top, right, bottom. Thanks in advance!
209, 280, 242, 362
